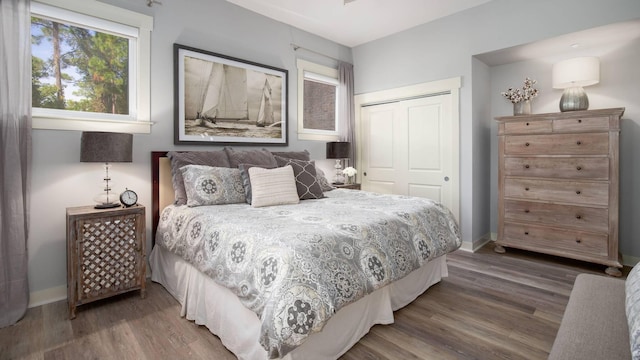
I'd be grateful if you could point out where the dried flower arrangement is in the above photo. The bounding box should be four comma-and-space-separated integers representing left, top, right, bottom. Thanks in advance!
501, 77, 539, 104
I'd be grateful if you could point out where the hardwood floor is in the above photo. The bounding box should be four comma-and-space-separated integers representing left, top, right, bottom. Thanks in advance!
1, 242, 628, 360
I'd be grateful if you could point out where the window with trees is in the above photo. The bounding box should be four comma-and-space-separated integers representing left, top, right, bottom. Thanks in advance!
297, 59, 340, 141
31, 0, 152, 133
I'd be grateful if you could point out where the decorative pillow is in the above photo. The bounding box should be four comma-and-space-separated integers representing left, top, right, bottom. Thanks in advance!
271, 150, 311, 161
180, 165, 246, 206
315, 167, 335, 192
167, 150, 231, 205
274, 156, 324, 200
224, 147, 278, 168
248, 165, 299, 208
238, 163, 277, 204
626, 264, 640, 359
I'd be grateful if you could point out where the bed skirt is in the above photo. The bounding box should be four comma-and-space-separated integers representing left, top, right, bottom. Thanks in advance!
150, 245, 447, 360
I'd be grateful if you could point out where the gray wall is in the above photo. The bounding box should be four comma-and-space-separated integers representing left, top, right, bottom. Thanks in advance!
352, 0, 640, 252
28, 0, 351, 303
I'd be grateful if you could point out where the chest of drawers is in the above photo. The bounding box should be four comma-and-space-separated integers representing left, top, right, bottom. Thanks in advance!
495, 108, 624, 276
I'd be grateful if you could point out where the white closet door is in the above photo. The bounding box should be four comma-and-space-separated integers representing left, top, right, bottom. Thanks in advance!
360, 94, 454, 210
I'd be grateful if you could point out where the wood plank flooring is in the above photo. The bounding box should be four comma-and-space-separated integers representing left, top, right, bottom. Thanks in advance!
0, 242, 629, 360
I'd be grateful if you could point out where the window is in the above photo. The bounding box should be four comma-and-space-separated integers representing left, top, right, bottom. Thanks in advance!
31, 0, 152, 133
297, 59, 340, 141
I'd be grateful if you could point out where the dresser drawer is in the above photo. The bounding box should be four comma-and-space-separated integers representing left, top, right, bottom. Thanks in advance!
553, 116, 610, 132
504, 119, 552, 134
504, 133, 609, 155
504, 157, 609, 179
504, 200, 609, 233
503, 222, 608, 257
504, 178, 609, 206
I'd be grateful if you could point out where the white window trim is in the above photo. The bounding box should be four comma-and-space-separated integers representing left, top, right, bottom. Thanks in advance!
297, 59, 340, 142
31, 0, 153, 134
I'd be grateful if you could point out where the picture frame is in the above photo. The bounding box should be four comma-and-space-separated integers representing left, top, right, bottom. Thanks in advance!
174, 44, 288, 145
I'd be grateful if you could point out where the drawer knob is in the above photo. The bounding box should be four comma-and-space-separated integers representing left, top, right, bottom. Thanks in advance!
524, 164, 530, 169
525, 142, 530, 147
525, 187, 530, 191
576, 239, 582, 244
576, 166, 582, 171
524, 231, 529, 235
526, 122, 530, 126
576, 190, 582, 195
576, 215, 582, 219
578, 119, 582, 123
524, 209, 530, 213
576, 141, 582, 145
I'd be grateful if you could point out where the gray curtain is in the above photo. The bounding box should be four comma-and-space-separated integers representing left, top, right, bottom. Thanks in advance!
338, 61, 355, 169
0, 0, 32, 328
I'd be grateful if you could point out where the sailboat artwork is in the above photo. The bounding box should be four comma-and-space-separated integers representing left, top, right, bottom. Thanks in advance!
176, 45, 287, 145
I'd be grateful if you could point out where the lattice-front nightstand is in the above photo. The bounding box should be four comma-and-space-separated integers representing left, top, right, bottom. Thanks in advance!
66, 205, 146, 319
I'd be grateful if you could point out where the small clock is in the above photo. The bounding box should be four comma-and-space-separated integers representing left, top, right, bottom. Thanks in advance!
120, 188, 138, 207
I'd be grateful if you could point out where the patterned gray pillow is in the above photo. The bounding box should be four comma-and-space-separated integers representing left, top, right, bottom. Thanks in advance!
626, 264, 640, 359
167, 150, 230, 205
180, 165, 246, 206
274, 156, 324, 200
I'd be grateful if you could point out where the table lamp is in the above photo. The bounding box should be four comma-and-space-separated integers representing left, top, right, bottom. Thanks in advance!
80, 131, 133, 208
552, 57, 600, 112
326, 141, 350, 185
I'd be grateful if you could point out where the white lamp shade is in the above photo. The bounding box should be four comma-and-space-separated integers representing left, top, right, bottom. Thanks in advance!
552, 57, 600, 89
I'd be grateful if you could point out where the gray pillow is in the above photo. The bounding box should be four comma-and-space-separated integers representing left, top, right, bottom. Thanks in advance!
274, 156, 324, 200
167, 150, 231, 205
271, 150, 311, 161
180, 165, 246, 206
224, 147, 278, 168
315, 167, 335, 192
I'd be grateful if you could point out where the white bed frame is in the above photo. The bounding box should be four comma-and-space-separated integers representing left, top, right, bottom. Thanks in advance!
150, 152, 448, 359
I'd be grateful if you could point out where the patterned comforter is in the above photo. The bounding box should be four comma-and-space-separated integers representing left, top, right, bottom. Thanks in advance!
155, 189, 461, 358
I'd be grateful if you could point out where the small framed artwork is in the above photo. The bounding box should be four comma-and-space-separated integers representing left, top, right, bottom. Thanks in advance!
174, 44, 288, 145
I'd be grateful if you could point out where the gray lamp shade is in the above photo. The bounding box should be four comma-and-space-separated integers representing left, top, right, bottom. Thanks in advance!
326, 142, 350, 159
80, 132, 133, 163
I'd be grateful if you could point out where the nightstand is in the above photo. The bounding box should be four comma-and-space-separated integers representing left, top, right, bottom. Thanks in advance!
333, 183, 361, 190
66, 205, 146, 319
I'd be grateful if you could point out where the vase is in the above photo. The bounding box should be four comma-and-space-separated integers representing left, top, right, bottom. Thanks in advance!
513, 100, 531, 116
346, 175, 355, 185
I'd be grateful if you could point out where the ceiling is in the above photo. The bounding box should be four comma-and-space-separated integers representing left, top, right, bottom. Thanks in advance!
225, 0, 494, 47
475, 19, 640, 66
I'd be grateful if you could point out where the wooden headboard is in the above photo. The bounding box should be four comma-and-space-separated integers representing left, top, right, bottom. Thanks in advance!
151, 151, 175, 242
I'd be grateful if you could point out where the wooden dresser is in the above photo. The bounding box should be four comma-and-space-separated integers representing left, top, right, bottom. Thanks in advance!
495, 108, 624, 276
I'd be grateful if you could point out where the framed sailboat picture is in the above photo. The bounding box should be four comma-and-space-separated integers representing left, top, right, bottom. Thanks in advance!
174, 44, 288, 145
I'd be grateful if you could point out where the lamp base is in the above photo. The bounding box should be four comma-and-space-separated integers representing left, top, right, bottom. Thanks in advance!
333, 159, 344, 184
559, 86, 589, 112
94, 202, 121, 209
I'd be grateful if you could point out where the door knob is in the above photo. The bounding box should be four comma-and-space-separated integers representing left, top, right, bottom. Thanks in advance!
444, 176, 450, 182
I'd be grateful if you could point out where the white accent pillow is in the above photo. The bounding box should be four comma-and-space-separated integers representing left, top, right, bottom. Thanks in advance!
248, 165, 300, 208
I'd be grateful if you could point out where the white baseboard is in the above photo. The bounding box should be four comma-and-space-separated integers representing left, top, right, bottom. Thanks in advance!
29, 285, 66, 308
459, 232, 493, 253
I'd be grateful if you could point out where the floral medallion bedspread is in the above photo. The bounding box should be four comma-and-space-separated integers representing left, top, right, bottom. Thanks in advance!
155, 189, 461, 358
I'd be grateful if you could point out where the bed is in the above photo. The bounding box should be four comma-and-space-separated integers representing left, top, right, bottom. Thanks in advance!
149, 150, 461, 360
